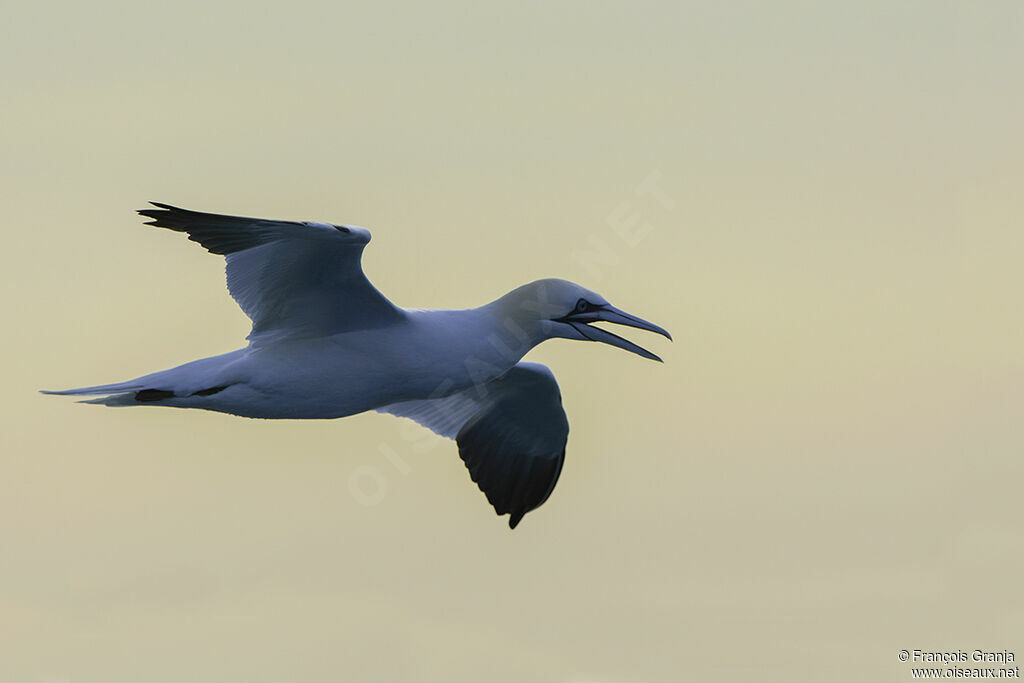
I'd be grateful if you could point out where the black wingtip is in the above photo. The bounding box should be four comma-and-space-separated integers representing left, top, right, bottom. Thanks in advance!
137, 201, 181, 217
137, 203, 192, 232
509, 514, 522, 529
135, 389, 175, 402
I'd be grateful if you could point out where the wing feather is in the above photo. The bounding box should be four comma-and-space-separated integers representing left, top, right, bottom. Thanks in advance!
138, 203, 403, 340
378, 362, 569, 528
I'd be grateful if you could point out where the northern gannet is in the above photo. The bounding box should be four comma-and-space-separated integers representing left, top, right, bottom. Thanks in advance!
43, 203, 671, 528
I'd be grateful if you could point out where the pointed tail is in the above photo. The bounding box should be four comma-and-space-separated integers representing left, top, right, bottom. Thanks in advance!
41, 349, 246, 408
40, 380, 146, 397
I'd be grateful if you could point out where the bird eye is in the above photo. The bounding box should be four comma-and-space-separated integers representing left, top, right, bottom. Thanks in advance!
334, 225, 351, 233
575, 299, 589, 313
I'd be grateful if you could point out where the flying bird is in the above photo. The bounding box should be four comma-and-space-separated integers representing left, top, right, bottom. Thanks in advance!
43, 203, 671, 528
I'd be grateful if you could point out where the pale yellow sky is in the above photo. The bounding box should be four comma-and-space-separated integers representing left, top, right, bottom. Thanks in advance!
2, 2, 1023, 682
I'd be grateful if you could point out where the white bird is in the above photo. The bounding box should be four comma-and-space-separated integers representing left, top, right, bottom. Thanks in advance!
44, 203, 671, 528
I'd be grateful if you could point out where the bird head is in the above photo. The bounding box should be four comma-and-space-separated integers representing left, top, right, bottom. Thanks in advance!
504, 278, 672, 362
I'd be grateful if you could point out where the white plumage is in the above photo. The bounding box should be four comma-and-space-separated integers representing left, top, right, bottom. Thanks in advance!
44, 203, 670, 528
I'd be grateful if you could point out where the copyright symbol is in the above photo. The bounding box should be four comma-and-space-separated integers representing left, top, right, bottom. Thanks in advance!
899, 650, 910, 662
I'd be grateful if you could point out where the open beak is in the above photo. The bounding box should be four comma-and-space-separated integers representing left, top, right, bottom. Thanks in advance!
561, 304, 672, 362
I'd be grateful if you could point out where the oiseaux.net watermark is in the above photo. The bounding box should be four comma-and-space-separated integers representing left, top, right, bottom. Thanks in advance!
898, 649, 1019, 679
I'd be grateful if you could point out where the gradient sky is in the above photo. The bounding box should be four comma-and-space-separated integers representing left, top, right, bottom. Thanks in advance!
2, 2, 1023, 682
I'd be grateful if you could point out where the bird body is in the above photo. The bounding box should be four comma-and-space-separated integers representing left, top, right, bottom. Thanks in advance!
60, 294, 547, 419
44, 204, 670, 527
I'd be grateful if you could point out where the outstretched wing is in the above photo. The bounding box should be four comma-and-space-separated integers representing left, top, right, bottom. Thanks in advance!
138, 202, 403, 341
378, 362, 569, 529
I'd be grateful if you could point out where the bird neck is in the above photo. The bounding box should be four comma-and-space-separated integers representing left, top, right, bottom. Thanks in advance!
403, 289, 553, 390
473, 290, 550, 358
402, 302, 546, 390
462, 296, 548, 362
